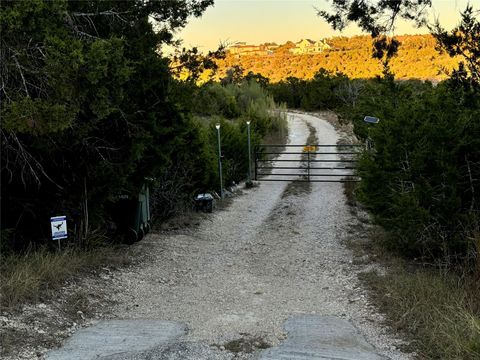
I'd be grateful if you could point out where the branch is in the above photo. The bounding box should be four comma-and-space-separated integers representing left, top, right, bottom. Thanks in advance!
71, 10, 129, 23
1, 129, 62, 189
465, 154, 476, 212
12, 55, 29, 97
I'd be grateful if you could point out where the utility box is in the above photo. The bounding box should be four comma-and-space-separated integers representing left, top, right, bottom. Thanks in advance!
194, 193, 214, 213
132, 183, 151, 241
111, 183, 151, 243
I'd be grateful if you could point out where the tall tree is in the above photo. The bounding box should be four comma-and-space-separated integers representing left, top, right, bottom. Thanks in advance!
319, 0, 432, 35
0, 0, 214, 248
432, 6, 480, 89
318, 0, 432, 63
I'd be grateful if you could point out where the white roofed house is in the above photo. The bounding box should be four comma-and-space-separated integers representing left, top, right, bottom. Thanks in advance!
289, 39, 330, 55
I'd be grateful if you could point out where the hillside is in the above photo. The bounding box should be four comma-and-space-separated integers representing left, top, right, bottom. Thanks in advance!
213, 35, 458, 82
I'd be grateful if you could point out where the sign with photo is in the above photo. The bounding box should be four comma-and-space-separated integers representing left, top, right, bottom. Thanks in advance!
50, 216, 67, 240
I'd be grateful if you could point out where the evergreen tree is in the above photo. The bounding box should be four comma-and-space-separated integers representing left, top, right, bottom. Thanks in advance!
1, 0, 214, 249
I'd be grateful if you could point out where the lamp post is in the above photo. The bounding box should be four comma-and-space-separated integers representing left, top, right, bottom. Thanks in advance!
215, 123, 224, 199
246, 120, 252, 186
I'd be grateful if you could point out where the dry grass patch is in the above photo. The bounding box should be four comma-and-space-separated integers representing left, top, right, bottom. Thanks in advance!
350, 226, 480, 359
361, 266, 480, 359
344, 207, 480, 359
0, 246, 130, 310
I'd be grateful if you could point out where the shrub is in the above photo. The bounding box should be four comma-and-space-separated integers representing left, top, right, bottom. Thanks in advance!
355, 79, 480, 260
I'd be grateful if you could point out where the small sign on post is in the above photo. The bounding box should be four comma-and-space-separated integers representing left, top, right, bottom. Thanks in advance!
363, 116, 380, 124
51, 216, 67, 250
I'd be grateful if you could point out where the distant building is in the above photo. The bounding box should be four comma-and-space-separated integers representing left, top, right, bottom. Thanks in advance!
289, 39, 330, 55
228, 42, 279, 56
227, 39, 332, 56
264, 43, 279, 54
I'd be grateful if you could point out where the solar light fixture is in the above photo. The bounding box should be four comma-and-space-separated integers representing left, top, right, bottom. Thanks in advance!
215, 123, 220, 129
364, 116, 380, 124
363, 116, 379, 151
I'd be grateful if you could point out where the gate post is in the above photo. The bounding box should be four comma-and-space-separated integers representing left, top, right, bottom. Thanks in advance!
307, 150, 310, 182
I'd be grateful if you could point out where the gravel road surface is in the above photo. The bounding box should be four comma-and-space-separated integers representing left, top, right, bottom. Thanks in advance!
46, 113, 411, 360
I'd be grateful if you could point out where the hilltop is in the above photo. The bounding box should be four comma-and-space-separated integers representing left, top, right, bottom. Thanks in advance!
212, 35, 458, 82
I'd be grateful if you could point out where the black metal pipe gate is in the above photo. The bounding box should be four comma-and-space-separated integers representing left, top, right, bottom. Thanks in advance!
254, 144, 362, 182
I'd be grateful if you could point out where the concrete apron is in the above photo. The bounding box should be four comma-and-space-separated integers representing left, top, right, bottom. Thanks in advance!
261, 315, 386, 360
45, 320, 186, 360
46, 315, 385, 360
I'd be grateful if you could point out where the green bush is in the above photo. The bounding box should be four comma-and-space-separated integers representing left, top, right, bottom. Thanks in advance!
269, 69, 347, 110
137, 78, 286, 219
354, 78, 480, 259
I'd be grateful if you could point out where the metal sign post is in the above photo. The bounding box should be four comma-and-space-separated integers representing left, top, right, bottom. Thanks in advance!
363, 116, 380, 151
307, 150, 310, 182
51, 216, 67, 250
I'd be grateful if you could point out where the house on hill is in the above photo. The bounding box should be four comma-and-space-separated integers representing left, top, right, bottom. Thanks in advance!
289, 39, 330, 55
228, 42, 279, 56
228, 42, 263, 56
264, 43, 279, 54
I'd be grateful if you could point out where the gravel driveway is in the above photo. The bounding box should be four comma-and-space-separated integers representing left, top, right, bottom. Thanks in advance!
47, 113, 411, 359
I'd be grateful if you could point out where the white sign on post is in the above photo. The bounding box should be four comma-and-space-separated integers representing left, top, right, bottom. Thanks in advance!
51, 216, 67, 240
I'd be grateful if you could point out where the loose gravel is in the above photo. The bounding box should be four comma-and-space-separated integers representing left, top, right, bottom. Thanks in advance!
101, 113, 411, 359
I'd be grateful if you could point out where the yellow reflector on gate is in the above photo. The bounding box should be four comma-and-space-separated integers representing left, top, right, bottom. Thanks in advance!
303, 145, 317, 152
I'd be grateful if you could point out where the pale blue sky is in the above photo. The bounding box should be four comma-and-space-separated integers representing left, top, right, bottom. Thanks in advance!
173, 0, 474, 51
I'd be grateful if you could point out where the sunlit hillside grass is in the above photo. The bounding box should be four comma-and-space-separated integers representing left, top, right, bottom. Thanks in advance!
211, 35, 458, 82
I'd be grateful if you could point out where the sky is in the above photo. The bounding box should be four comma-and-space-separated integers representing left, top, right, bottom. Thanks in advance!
172, 0, 475, 51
